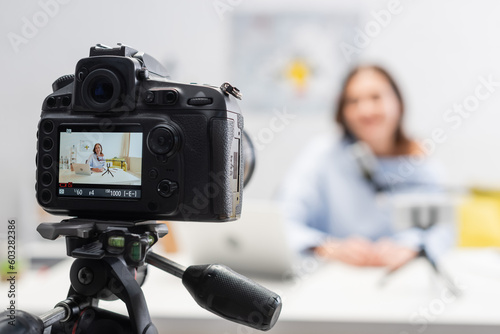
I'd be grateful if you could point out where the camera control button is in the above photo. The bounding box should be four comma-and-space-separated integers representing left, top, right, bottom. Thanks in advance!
40, 189, 52, 204
42, 154, 53, 168
137, 68, 149, 80
42, 138, 54, 151
144, 91, 155, 103
164, 90, 178, 104
157, 179, 178, 198
148, 168, 158, 179
77, 67, 88, 81
148, 127, 175, 155
188, 97, 213, 106
42, 120, 54, 134
41, 172, 53, 186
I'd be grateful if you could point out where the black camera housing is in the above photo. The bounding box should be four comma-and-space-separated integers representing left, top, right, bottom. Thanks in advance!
36, 44, 244, 222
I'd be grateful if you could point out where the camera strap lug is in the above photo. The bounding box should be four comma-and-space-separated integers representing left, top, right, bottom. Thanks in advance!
220, 82, 242, 100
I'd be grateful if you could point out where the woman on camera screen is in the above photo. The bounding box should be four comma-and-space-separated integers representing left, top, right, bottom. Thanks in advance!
278, 65, 453, 270
88, 143, 106, 172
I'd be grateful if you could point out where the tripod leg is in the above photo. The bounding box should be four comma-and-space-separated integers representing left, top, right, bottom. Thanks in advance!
420, 247, 462, 297
56, 308, 134, 334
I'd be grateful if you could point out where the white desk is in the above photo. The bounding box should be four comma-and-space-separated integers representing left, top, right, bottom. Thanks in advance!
2, 248, 500, 334
59, 168, 140, 185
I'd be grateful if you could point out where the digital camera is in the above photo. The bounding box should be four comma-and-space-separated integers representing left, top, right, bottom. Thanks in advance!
36, 44, 244, 222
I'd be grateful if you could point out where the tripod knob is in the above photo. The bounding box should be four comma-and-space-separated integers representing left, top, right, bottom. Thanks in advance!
183, 264, 282, 331
0, 310, 44, 334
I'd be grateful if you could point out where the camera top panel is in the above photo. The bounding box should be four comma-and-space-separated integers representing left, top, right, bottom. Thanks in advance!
42, 44, 241, 116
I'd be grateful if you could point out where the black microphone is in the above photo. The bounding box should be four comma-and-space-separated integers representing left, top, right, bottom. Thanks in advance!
182, 264, 282, 331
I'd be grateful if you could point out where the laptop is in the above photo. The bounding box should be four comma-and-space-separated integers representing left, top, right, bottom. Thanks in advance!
73, 163, 92, 175
171, 199, 300, 278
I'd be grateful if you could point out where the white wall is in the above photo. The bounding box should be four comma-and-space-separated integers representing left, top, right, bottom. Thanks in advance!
2, 0, 500, 237
357, 0, 500, 190
240, 0, 500, 199
129, 133, 142, 158
60, 132, 141, 164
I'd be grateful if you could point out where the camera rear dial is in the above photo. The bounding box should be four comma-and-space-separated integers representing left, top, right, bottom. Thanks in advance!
147, 125, 180, 158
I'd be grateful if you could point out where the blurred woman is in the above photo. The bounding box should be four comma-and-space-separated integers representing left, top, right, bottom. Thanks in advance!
278, 65, 452, 269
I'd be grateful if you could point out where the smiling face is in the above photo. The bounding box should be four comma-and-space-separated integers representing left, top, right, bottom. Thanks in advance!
341, 68, 402, 150
94, 143, 102, 155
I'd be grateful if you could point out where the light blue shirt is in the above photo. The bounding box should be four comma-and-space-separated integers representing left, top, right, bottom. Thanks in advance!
277, 135, 454, 261
88, 153, 106, 169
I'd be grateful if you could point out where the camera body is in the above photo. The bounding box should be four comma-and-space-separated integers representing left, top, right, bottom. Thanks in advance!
36, 44, 244, 222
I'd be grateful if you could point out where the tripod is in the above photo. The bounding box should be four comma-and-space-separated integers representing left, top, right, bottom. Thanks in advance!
0, 219, 282, 334
101, 163, 114, 177
380, 206, 462, 297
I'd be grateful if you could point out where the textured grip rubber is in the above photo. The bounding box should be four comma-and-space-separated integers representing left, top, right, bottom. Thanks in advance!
0, 310, 44, 334
182, 264, 282, 331
211, 119, 234, 218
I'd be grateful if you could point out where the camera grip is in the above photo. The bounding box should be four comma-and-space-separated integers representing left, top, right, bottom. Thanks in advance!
211, 119, 235, 217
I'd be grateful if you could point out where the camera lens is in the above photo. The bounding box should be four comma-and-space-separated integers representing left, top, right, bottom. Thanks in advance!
82, 69, 121, 111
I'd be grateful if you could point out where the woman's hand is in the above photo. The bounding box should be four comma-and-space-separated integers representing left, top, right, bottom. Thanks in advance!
371, 238, 418, 270
314, 237, 376, 266
91, 167, 104, 172
314, 237, 417, 269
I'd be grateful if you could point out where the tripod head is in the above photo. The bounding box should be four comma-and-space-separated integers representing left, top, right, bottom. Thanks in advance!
1, 219, 282, 334
37, 219, 166, 267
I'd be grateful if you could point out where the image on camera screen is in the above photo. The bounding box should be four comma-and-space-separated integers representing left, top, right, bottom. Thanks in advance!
57, 127, 142, 199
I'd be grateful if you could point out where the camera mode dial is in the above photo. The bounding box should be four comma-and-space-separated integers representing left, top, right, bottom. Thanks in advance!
52, 74, 75, 92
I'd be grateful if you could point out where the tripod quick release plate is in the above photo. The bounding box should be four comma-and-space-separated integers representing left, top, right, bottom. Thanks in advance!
37, 219, 168, 266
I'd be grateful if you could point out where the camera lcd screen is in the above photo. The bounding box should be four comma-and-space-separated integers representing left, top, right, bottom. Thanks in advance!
57, 125, 142, 199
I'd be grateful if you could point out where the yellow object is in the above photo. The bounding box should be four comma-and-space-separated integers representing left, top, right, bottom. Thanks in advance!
285, 58, 310, 91
458, 189, 500, 247
106, 158, 127, 171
